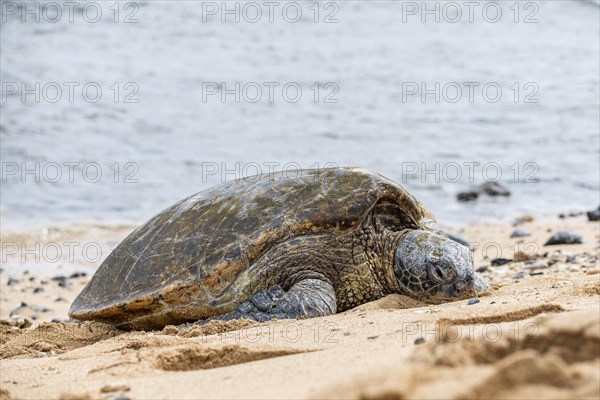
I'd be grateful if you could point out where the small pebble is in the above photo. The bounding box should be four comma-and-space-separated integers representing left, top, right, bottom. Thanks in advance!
414, 337, 425, 345
55, 297, 68, 303
367, 335, 378, 340
491, 258, 512, 266
51, 318, 63, 323
69, 272, 88, 279
7, 278, 19, 286
545, 231, 584, 246
510, 229, 531, 238
31, 305, 51, 313
529, 271, 544, 276
476, 266, 487, 273
587, 207, 600, 221
33, 287, 44, 293
512, 271, 525, 280
467, 298, 480, 305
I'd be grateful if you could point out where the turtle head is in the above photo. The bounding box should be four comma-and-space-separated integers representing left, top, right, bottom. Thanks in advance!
393, 230, 488, 300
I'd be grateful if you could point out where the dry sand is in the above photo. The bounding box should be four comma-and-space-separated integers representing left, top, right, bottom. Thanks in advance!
1, 215, 599, 399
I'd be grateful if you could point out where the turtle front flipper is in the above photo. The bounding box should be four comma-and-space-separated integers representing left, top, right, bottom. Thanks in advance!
189, 279, 337, 325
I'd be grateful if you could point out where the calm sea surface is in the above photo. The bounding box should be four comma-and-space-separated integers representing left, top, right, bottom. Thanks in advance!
1, 0, 599, 230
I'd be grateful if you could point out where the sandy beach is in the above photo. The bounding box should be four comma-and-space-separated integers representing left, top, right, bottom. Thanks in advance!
1, 214, 598, 400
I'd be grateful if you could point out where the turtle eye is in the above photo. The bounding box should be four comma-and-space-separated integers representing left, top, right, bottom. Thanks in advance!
431, 265, 445, 282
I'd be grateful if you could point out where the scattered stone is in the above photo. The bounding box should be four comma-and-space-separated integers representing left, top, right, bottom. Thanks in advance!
7, 278, 18, 286
447, 232, 470, 247
40, 280, 49, 285
33, 287, 44, 293
587, 206, 600, 221
51, 318, 64, 323
566, 255, 576, 263
476, 266, 487, 273
479, 182, 510, 197
414, 337, 425, 345
457, 191, 479, 202
55, 297, 68, 303
69, 272, 88, 279
548, 251, 567, 265
510, 229, 530, 238
587, 269, 600, 276
467, 298, 480, 305
544, 231, 584, 246
31, 305, 51, 313
512, 271, 525, 280
367, 335, 378, 340
529, 271, 544, 276
457, 182, 510, 202
491, 258, 512, 266
513, 215, 534, 226
524, 260, 549, 270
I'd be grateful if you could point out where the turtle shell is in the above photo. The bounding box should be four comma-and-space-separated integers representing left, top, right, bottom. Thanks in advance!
69, 167, 435, 328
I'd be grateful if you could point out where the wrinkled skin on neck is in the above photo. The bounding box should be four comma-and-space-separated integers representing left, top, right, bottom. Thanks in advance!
394, 230, 488, 300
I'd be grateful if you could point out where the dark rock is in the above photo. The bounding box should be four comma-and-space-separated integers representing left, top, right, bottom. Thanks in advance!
479, 182, 510, 197
467, 298, 480, 305
529, 271, 544, 276
457, 191, 479, 202
69, 272, 88, 279
544, 231, 584, 246
476, 266, 488, 273
40, 280, 49, 285
458, 182, 510, 202
447, 233, 470, 248
414, 337, 425, 345
510, 229, 530, 238
587, 207, 600, 221
51, 275, 67, 282
55, 297, 68, 302
51, 318, 63, 323
566, 255, 576, 263
491, 258, 512, 266
7, 278, 19, 286
33, 287, 44, 293
28, 276, 35, 281
367, 335, 378, 340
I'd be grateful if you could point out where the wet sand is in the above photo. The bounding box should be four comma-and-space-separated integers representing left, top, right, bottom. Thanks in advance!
1, 215, 598, 399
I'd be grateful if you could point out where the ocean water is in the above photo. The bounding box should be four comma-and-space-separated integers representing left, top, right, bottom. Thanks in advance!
1, 0, 599, 231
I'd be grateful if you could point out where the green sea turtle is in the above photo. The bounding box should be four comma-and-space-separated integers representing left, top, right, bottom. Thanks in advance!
70, 168, 488, 330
